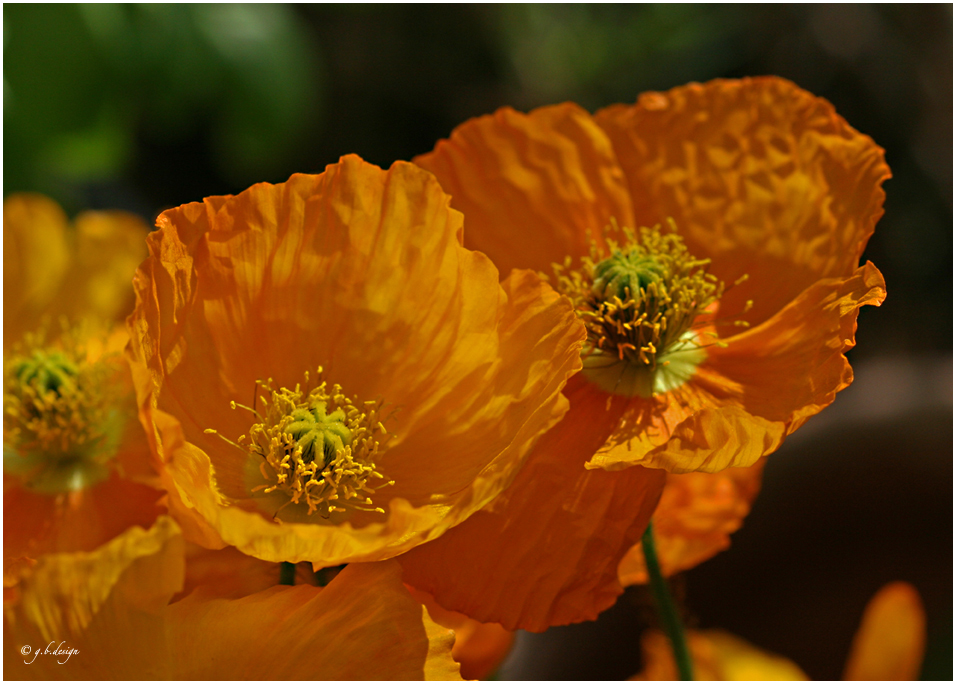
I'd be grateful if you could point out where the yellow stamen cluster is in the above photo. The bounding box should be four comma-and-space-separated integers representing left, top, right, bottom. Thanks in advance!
551, 220, 744, 397
209, 369, 392, 518
4, 328, 114, 457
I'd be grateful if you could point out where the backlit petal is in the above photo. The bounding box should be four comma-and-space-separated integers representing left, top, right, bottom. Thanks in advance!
415, 103, 635, 275
589, 262, 884, 472
843, 582, 926, 681
632, 629, 808, 681
167, 560, 462, 680
46, 210, 149, 326
5, 520, 460, 680
4, 515, 183, 651
400, 374, 666, 632
3, 472, 164, 563
595, 76, 889, 332
618, 459, 765, 585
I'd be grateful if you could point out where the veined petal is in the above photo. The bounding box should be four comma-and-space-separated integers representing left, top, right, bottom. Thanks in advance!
129, 154, 584, 565
843, 582, 926, 681
4, 515, 183, 649
167, 560, 461, 680
618, 459, 765, 586
400, 374, 666, 633
589, 262, 884, 472
5, 518, 460, 680
703, 262, 886, 431
595, 76, 890, 332
415, 102, 635, 275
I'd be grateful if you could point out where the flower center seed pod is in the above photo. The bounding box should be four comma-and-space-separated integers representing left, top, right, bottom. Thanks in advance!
552, 219, 750, 398
206, 371, 393, 518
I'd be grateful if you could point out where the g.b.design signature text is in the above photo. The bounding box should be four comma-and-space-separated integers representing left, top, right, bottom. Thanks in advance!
21, 641, 79, 664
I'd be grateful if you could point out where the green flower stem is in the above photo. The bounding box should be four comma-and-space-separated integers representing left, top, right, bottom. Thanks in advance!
279, 561, 297, 586
642, 522, 694, 680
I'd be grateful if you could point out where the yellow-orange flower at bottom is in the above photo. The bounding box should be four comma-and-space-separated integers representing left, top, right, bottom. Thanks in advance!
618, 459, 765, 586
631, 582, 926, 681
4, 517, 461, 680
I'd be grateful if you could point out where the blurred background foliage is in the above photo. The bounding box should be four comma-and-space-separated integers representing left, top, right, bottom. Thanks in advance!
4, 3, 952, 680
4, 3, 951, 358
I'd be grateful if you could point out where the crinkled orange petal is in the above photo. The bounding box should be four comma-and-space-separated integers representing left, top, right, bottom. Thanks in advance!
704, 262, 886, 430
843, 582, 926, 681
589, 262, 885, 472
129, 155, 584, 565
618, 459, 765, 586
4, 515, 183, 653
6, 520, 460, 680
400, 373, 666, 633
590, 387, 786, 474
632, 629, 808, 681
595, 76, 890, 333
409, 585, 515, 680
166, 560, 462, 680
414, 102, 635, 275
3, 194, 71, 346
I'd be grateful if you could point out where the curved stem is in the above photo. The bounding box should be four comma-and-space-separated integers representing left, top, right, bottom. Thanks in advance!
642, 522, 694, 680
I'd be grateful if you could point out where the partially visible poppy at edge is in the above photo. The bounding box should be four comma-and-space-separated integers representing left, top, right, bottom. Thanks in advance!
3, 194, 163, 630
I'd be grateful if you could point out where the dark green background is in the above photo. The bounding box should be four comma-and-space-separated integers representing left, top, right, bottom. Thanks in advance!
4, 4, 951, 679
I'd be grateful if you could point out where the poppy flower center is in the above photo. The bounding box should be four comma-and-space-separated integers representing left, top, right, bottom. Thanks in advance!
3, 329, 122, 492
208, 368, 393, 518
552, 220, 741, 398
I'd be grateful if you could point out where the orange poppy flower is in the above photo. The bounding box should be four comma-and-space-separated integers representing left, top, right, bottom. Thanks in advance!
4, 516, 462, 680
400, 77, 886, 631
631, 582, 925, 681
415, 76, 888, 475
127, 154, 585, 567
617, 459, 765, 586
3, 194, 162, 604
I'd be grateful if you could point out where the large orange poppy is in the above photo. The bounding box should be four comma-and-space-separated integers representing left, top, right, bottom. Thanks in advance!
402, 77, 886, 631
127, 154, 585, 567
